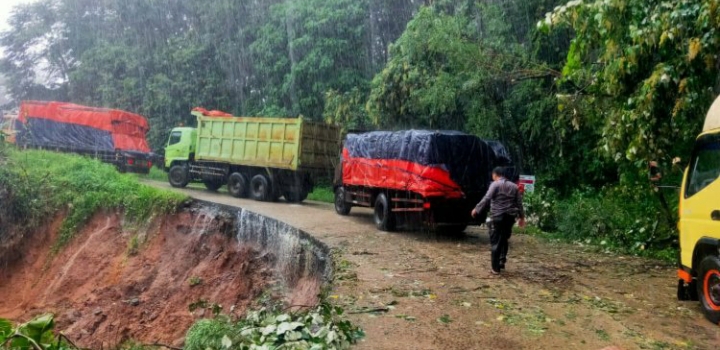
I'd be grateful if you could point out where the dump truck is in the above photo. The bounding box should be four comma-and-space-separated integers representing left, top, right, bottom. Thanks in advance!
333, 130, 509, 233
164, 107, 341, 203
676, 94, 720, 324
14, 101, 154, 173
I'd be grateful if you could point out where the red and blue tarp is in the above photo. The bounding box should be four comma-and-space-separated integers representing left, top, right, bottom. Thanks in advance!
341, 130, 498, 199
17, 101, 151, 153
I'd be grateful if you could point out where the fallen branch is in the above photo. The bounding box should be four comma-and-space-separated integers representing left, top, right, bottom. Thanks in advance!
349, 307, 390, 314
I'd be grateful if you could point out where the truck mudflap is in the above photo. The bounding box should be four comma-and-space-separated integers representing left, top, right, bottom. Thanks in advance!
677, 265, 698, 301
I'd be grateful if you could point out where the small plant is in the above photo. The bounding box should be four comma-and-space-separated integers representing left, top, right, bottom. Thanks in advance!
189, 276, 203, 287
0, 314, 77, 350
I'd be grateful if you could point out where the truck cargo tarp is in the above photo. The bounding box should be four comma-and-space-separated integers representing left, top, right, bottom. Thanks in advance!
17, 101, 151, 153
342, 130, 497, 198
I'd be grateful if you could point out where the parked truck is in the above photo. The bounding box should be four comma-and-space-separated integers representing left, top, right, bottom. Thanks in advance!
164, 107, 341, 203
13, 101, 154, 173
676, 94, 720, 323
333, 130, 509, 233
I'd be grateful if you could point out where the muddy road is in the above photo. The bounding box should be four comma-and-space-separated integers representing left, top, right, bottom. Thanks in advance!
147, 180, 719, 350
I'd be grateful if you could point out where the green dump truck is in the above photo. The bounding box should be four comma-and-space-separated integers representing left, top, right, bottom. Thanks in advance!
164, 108, 341, 202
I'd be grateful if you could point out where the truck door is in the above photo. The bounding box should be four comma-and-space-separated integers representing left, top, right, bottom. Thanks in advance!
164, 130, 186, 167
680, 134, 720, 266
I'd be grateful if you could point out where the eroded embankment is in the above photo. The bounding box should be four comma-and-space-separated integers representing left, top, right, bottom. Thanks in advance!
0, 202, 332, 348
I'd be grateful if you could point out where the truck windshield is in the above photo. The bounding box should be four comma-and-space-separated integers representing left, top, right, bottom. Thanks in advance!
686, 138, 720, 197
168, 131, 182, 146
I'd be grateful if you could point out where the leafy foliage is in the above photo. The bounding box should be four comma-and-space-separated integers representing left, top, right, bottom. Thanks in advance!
0, 314, 74, 350
541, 0, 720, 169
185, 302, 364, 350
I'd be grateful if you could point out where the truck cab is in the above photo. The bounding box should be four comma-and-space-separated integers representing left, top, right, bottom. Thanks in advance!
164, 127, 197, 169
678, 95, 720, 323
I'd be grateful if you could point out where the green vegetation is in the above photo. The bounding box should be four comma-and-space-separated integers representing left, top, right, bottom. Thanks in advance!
2, 0, 714, 256
184, 302, 364, 350
307, 185, 334, 204
0, 314, 74, 350
144, 167, 168, 182
0, 148, 186, 251
188, 276, 203, 287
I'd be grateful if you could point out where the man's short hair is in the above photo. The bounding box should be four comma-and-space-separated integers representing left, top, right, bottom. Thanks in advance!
492, 166, 505, 177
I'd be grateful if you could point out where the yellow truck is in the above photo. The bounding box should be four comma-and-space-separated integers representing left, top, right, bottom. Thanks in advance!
164, 108, 340, 202
677, 95, 720, 323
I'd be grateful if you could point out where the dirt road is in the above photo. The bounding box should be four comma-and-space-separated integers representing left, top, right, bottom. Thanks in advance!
146, 180, 720, 350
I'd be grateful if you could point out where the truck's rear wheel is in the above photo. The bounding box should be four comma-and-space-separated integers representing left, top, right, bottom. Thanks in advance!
228, 173, 248, 198
334, 187, 351, 215
168, 164, 189, 188
203, 179, 223, 191
374, 193, 395, 231
697, 255, 720, 324
250, 174, 272, 201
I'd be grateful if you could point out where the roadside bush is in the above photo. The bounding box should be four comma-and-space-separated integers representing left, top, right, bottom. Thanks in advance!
535, 184, 678, 259
185, 302, 364, 350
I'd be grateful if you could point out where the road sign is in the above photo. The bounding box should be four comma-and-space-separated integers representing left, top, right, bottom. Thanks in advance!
519, 175, 535, 193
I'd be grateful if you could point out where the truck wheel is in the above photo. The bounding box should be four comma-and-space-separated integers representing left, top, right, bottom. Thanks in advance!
228, 173, 248, 198
250, 174, 272, 201
374, 193, 395, 231
334, 187, 351, 215
697, 255, 720, 324
203, 180, 223, 191
168, 164, 189, 188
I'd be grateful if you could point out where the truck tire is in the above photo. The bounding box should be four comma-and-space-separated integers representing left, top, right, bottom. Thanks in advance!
250, 174, 272, 201
168, 164, 189, 188
203, 180, 223, 191
228, 173, 248, 198
374, 193, 395, 231
334, 187, 351, 215
697, 255, 720, 324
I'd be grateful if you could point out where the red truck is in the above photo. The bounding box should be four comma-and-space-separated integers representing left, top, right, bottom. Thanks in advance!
14, 101, 154, 173
333, 130, 510, 233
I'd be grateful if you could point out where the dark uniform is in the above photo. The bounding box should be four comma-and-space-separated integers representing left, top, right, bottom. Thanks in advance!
474, 178, 524, 272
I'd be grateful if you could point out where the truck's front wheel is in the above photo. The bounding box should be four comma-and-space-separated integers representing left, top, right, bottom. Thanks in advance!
168, 164, 189, 188
334, 187, 351, 215
374, 193, 395, 231
697, 255, 720, 324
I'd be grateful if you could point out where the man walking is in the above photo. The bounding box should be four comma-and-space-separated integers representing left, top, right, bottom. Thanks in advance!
471, 167, 525, 274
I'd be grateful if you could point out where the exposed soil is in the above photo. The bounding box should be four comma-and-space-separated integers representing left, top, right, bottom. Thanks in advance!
150, 181, 720, 350
0, 209, 285, 348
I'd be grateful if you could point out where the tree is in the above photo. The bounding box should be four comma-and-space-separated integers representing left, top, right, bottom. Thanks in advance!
541, 0, 720, 169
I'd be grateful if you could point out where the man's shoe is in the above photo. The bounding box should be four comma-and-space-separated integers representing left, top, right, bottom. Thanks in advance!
490, 269, 501, 275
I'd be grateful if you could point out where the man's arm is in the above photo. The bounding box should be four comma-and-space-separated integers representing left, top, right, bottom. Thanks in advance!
472, 181, 497, 217
515, 188, 525, 219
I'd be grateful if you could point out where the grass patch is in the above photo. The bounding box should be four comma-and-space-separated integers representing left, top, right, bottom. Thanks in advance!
144, 166, 168, 182
308, 184, 334, 203
0, 148, 187, 251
